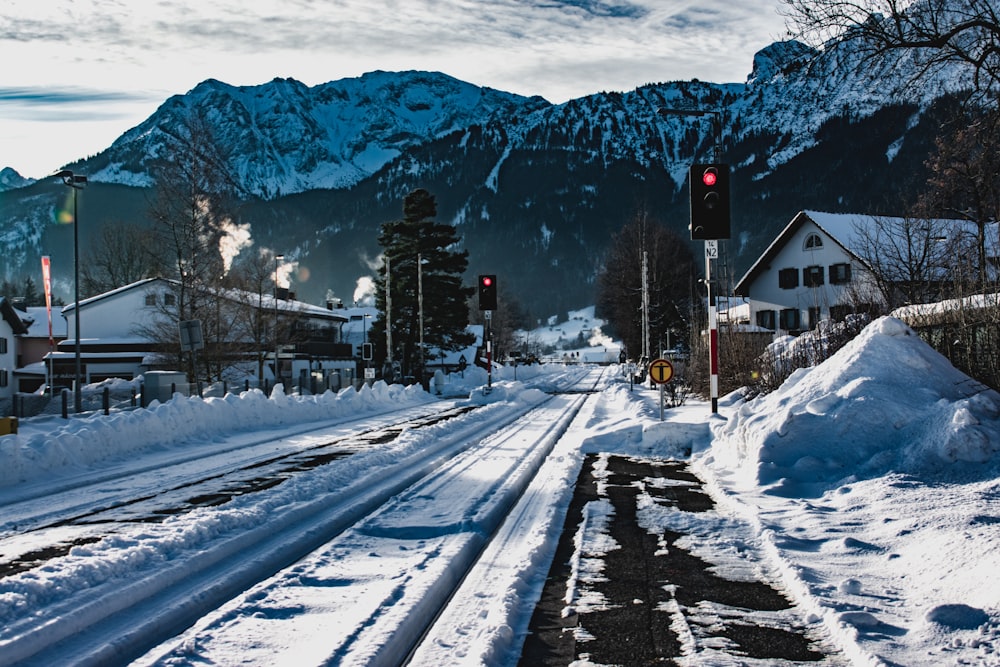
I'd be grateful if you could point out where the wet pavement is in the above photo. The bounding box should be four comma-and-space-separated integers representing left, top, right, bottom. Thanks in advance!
519, 454, 841, 666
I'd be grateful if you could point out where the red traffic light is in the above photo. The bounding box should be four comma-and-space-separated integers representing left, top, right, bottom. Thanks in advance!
478, 274, 497, 310
702, 167, 718, 187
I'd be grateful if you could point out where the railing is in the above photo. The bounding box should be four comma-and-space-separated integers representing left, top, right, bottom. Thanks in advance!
5, 368, 363, 422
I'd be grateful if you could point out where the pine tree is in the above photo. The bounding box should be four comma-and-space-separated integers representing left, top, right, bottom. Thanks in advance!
372, 189, 475, 379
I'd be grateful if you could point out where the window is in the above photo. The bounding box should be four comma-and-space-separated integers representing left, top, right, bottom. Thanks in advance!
756, 310, 776, 330
778, 268, 799, 289
808, 306, 822, 329
164, 293, 176, 307
0, 337, 6, 354
804, 233, 824, 249
0, 369, 7, 387
779, 308, 800, 331
804, 265, 824, 287
829, 263, 852, 284
144, 293, 157, 307
830, 304, 853, 321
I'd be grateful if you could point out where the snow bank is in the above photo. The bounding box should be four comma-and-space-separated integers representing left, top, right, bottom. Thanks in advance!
0, 381, 434, 488
707, 316, 1000, 496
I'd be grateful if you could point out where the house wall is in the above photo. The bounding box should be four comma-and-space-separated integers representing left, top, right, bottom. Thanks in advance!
745, 221, 877, 333
64, 282, 170, 341
0, 322, 15, 402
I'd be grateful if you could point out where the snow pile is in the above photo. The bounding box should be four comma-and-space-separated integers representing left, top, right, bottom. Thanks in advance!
0, 381, 434, 488
693, 315, 1000, 665
709, 316, 1000, 496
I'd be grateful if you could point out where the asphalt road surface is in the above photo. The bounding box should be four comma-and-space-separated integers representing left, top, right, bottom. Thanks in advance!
519, 454, 846, 666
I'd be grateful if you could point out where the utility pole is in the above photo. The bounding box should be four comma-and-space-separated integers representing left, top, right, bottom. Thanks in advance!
642, 250, 650, 362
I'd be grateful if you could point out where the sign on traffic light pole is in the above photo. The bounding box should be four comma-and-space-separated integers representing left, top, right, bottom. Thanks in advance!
689, 163, 730, 240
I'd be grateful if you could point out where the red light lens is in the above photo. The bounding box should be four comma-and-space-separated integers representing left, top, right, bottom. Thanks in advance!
482, 277, 492, 286
702, 169, 718, 187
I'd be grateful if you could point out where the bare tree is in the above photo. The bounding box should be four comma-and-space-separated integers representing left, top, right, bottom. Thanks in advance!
81, 221, 163, 297
918, 106, 1000, 292
850, 214, 959, 308
780, 0, 1000, 93
144, 110, 247, 380
226, 249, 283, 384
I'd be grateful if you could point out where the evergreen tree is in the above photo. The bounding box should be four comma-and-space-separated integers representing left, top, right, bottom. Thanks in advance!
372, 189, 475, 379
596, 211, 696, 360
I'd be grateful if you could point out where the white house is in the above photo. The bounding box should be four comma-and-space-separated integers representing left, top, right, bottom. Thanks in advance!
0, 297, 30, 404
732, 210, 989, 335
49, 277, 351, 387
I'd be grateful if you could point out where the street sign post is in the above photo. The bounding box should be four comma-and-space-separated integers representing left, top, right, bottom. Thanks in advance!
648, 358, 674, 384
648, 357, 674, 421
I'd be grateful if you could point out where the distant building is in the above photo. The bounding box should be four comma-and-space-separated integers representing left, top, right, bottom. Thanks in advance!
37, 277, 352, 390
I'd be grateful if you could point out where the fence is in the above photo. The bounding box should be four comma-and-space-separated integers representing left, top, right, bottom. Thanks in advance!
4, 367, 363, 421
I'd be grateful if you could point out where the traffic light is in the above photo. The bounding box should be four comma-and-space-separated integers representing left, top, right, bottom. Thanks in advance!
689, 163, 730, 240
478, 274, 497, 310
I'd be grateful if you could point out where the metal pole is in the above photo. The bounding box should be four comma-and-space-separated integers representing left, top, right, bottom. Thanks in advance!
74, 186, 81, 412
642, 250, 650, 362
418, 252, 424, 376
55, 172, 87, 413
706, 241, 719, 414
385, 255, 392, 366
274, 253, 283, 386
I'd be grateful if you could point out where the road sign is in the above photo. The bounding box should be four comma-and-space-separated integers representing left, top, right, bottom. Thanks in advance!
649, 358, 674, 384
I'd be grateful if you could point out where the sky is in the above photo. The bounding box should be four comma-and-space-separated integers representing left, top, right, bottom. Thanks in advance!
0, 0, 789, 179
1, 312, 999, 665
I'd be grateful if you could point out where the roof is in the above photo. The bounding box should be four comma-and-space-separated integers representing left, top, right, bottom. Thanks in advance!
20, 306, 68, 339
733, 210, 989, 297
0, 297, 30, 335
60, 277, 348, 322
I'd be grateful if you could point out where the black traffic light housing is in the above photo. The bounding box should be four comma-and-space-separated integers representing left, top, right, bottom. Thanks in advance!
689, 163, 730, 240
478, 274, 497, 310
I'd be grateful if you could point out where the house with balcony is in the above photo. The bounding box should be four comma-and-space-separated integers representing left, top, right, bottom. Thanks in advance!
732, 210, 991, 335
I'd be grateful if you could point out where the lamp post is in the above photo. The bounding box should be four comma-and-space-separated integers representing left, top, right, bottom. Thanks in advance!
274, 253, 284, 386
55, 170, 87, 414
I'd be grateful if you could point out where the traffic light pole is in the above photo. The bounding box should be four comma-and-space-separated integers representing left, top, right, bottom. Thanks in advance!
485, 310, 493, 391
658, 107, 725, 415
705, 240, 719, 414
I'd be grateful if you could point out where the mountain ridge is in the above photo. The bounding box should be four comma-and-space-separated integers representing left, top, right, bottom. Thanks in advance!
0, 33, 980, 318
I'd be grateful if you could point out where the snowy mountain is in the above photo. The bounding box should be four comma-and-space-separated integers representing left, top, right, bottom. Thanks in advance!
0, 30, 980, 317
71, 71, 549, 199
0, 167, 34, 191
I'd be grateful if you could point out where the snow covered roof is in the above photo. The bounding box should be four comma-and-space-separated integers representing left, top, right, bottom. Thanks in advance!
60, 277, 348, 322
0, 297, 29, 335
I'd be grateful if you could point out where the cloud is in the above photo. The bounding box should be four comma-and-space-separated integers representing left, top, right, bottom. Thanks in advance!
0, 86, 160, 121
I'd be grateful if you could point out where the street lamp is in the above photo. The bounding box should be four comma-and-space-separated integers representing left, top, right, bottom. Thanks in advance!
274, 253, 284, 386
55, 169, 87, 414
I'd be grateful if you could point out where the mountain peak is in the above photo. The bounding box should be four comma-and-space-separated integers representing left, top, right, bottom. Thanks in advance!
747, 40, 816, 84
0, 166, 34, 191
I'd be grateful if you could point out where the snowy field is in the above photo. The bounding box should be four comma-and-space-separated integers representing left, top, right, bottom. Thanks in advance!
0, 315, 998, 665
